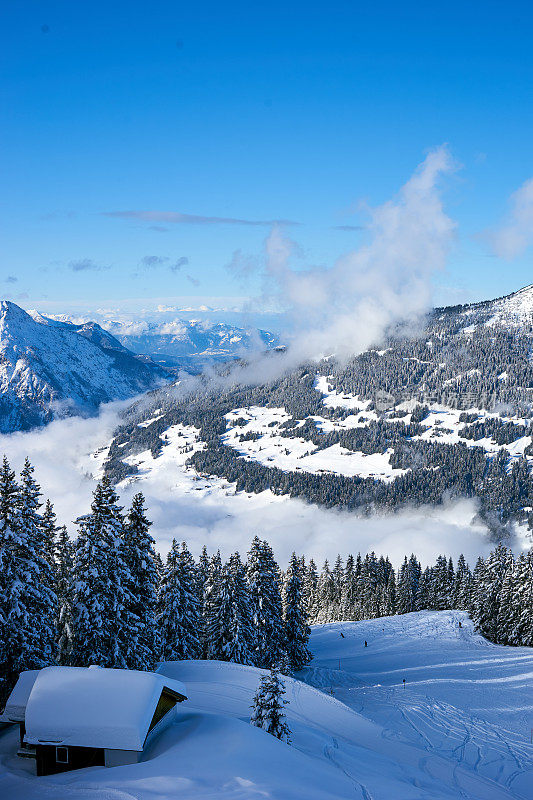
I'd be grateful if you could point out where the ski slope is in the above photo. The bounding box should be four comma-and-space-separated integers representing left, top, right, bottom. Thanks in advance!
1, 611, 532, 798
304, 610, 533, 799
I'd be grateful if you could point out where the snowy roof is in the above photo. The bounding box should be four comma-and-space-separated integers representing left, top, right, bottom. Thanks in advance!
24, 667, 187, 751
0, 670, 41, 723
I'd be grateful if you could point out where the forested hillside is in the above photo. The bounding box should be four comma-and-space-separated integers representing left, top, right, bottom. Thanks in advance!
104, 285, 533, 536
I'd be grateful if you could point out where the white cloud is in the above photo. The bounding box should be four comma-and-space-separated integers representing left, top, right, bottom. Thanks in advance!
490, 177, 533, 259
262, 146, 457, 364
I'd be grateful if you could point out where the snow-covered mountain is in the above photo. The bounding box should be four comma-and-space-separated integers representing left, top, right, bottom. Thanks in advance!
442, 282, 533, 328
103, 283, 533, 537
100, 319, 280, 370
0, 301, 169, 433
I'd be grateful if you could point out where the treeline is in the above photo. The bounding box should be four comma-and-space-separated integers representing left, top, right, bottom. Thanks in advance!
0, 458, 311, 704
302, 545, 533, 647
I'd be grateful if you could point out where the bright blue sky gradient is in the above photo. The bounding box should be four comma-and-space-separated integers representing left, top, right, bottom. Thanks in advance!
2, 1, 533, 317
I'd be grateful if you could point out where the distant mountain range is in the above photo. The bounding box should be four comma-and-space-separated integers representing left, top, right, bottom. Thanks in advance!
104, 319, 280, 370
0, 303, 281, 432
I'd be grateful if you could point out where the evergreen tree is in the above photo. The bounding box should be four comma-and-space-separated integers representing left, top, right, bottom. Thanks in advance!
0, 458, 57, 701
471, 545, 513, 642
158, 540, 202, 661
69, 478, 133, 667
41, 498, 59, 570
454, 554, 473, 609
55, 524, 74, 665
247, 537, 286, 668
302, 558, 319, 622
123, 492, 159, 669
397, 555, 421, 614
250, 667, 291, 743
316, 560, 335, 622
202, 550, 222, 658
205, 552, 256, 664
283, 553, 312, 671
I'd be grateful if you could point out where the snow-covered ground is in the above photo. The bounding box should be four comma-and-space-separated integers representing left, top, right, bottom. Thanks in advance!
1, 611, 532, 799
219, 377, 532, 484
304, 610, 533, 799
222, 406, 406, 481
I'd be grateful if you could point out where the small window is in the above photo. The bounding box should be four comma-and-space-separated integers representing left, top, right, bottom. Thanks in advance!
55, 746, 69, 764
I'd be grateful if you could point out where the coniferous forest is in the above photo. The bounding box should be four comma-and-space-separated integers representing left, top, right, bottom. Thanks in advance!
1, 456, 532, 707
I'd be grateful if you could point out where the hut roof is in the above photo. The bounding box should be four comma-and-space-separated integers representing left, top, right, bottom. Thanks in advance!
24, 666, 187, 751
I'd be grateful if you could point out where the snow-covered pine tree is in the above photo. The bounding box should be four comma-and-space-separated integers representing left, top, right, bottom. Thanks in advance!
383, 569, 397, 616
496, 558, 517, 646
158, 539, 202, 661
205, 552, 256, 665
41, 498, 59, 570
283, 552, 312, 671
202, 550, 222, 658
18, 459, 57, 668
0, 458, 57, 700
331, 554, 344, 619
512, 551, 533, 646
247, 537, 286, 668
69, 477, 133, 667
316, 559, 335, 622
55, 524, 74, 665
340, 554, 356, 620
454, 554, 473, 609
250, 667, 291, 743
302, 557, 319, 622
471, 545, 513, 642
198, 544, 210, 594
397, 556, 415, 614
428, 555, 452, 610
123, 492, 159, 669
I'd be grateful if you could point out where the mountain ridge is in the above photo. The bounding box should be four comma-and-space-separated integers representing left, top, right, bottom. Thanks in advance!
0, 301, 169, 432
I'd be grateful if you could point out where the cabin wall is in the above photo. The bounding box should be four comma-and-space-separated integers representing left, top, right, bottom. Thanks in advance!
35, 744, 105, 776
104, 749, 141, 767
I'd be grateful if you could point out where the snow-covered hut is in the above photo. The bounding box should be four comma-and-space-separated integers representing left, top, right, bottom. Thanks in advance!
16, 666, 187, 776
0, 670, 40, 756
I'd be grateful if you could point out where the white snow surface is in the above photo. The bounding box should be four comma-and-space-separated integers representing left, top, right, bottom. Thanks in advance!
24, 667, 187, 751
222, 405, 406, 481
1, 611, 532, 799
486, 284, 533, 326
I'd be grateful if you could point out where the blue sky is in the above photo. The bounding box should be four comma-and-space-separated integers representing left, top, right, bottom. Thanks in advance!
2, 0, 533, 320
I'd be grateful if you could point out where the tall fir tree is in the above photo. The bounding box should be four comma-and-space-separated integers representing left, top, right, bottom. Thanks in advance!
247, 537, 286, 668
123, 492, 159, 669
55, 524, 74, 665
158, 540, 202, 661
205, 552, 256, 665
283, 553, 312, 671
0, 458, 57, 701
69, 478, 133, 667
